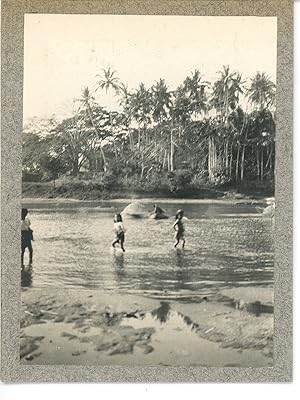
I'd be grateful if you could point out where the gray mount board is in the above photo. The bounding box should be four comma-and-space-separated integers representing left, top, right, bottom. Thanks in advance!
1, 0, 293, 382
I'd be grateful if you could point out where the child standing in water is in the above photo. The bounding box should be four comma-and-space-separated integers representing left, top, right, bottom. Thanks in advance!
112, 213, 126, 252
173, 209, 186, 249
21, 208, 34, 268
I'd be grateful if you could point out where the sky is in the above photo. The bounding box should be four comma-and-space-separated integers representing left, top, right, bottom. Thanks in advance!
23, 14, 277, 122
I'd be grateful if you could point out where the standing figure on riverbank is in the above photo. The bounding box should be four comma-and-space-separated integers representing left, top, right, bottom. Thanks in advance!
173, 209, 186, 249
21, 208, 34, 268
112, 213, 126, 252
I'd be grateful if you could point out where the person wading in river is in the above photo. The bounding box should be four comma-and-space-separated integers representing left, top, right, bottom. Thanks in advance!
173, 209, 186, 249
112, 213, 126, 252
21, 208, 34, 268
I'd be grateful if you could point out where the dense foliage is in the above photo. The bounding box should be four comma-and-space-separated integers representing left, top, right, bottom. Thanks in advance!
23, 66, 276, 197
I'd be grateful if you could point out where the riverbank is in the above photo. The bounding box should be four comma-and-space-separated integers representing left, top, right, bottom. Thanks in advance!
22, 179, 274, 202
22, 196, 274, 209
20, 285, 273, 366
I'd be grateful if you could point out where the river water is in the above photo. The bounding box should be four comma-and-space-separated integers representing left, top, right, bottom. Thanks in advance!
22, 200, 274, 300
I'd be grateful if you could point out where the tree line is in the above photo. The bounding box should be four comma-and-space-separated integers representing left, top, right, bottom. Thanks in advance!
23, 66, 276, 195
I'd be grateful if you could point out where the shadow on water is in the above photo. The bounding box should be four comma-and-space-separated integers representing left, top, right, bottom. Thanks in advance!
21, 265, 33, 288
112, 252, 126, 282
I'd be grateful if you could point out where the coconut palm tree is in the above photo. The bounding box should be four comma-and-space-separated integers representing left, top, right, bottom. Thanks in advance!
96, 67, 120, 94
247, 72, 276, 110
130, 83, 153, 177
131, 83, 153, 146
183, 69, 209, 120
208, 66, 245, 182
247, 73, 276, 180
210, 65, 244, 119
96, 67, 121, 160
151, 79, 173, 170
79, 87, 107, 171
118, 82, 134, 152
151, 78, 172, 124
170, 85, 192, 130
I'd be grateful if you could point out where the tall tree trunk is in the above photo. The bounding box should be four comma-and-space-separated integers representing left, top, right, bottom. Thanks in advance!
235, 143, 240, 181
162, 150, 166, 170
265, 146, 273, 169
270, 144, 273, 173
208, 137, 211, 179
144, 124, 148, 146
170, 129, 174, 172
208, 136, 217, 181
225, 139, 229, 176
256, 146, 260, 179
138, 126, 141, 153
86, 102, 107, 171
110, 112, 118, 162
229, 143, 233, 178
260, 147, 264, 180
72, 161, 79, 176
240, 145, 245, 181
213, 137, 217, 177
128, 128, 134, 152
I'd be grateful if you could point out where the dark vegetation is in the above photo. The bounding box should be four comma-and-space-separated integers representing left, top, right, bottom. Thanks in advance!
23, 67, 275, 199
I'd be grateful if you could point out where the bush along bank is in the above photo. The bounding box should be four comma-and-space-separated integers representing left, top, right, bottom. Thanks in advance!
22, 169, 274, 200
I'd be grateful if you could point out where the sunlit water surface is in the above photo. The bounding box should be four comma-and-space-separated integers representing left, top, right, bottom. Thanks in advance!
23, 201, 274, 300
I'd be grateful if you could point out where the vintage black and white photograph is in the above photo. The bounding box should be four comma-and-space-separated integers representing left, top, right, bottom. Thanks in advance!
20, 13, 276, 367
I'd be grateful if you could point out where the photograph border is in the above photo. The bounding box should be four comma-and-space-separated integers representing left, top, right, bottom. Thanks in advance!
1, 0, 293, 382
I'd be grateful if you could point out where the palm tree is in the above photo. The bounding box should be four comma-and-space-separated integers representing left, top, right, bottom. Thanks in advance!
247, 73, 276, 180
169, 85, 194, 172
183, 69, 209, 120
210, 65, 244, 120
119, 82, 134, 152
151, 79, 173, 170
247, 72, 276, 110
96, 67, 121, 160
79, 87, 107, 171
151, 78, 172, 123
171, 85, 192, 130
130, 83, 153, 177
209, 66, 245, 182
131, 83, 153, 146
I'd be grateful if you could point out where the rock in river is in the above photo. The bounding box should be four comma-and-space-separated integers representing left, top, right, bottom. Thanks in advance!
121, 201, 168, 219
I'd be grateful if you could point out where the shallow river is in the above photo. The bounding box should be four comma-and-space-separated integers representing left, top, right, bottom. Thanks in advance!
22, 200, 274, 300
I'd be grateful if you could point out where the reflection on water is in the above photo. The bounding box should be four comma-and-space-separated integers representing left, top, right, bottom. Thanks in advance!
148, 302, 200, 332
112, 251, 125, 269
22, 202, 274, 299
151, 302, 171, 323
112, 252, 126, 284
22, 301, 272, 366
21, 265, 33, 288
122, 302, 200, 333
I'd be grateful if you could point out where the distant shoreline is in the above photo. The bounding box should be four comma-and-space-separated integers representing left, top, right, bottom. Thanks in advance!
22, 196, 273, 207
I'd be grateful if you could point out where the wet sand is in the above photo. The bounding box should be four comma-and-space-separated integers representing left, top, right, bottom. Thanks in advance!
20, 285, 273, 366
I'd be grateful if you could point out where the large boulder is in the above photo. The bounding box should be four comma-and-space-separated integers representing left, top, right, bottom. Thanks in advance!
149, 204, 168, 219
121, 201, 168, 219
121, 201, 152, 218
